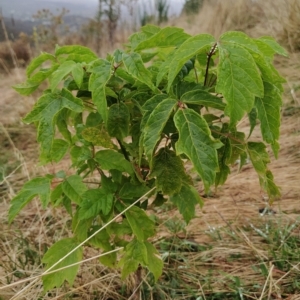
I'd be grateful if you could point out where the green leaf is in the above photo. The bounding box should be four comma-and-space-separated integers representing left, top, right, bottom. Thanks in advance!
50, 139, 69, 162
29, 64, 59, 84
216, 43, 264, 125
141, 24, 161, 35
51, 182, 63, 204
143, 98, 177, 161
140, 51, 158, 63
101, 174, 118, 194
107, 102, 130, 139
247, 142, 280, 199
72, 210, 93, 242
122, 52, 158, 93
125, 206, 156, 241
55, 45, 98, 63
141, 94, 169, 128
62, 175, 87, 204
72, 63, 84, 88
257, 36, 288, 57
170, 184, 203, 224
42, 238, 83, 291
70, 145, 92, 166
219, 31, 260, 54
50, 60, 77, 91
13, 80, 39, 96
174, 109, 222, 192
88, 227, 117, 267
81, 126, 114, 148
88, 227, 111, 250
119, 239, 148, 279
14, 65, 59, 95
88, 59, 112, 124
215, 139, 231, 187
135, 27, 190, 50
26, 52, 56, 77
156, 48, 176, 87
107, 219, 132, 237
9, 177, 51, 223
79, 189, 113, 219
119, 183, 150, 199
23, 88, 83, 162
94, 150, 134, 175
57, 110, 72, 143
248, 107, 258, 138
144, 241, 163, 281
226, 131, 246, 166
149, 148, 191, 195
86, 112, 103, 127
255, 82, 282, 158
181, 89, 226, 110
167, 34, 215, 91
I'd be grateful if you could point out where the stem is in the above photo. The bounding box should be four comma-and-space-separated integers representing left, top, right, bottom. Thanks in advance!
204, 43, 217, 87
132, 265, 143, 300
117, 139, 130, 161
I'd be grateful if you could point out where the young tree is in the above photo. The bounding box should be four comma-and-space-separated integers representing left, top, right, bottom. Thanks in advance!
11, 25, 286, 294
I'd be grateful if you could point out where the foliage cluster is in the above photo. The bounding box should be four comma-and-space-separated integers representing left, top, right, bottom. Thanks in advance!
10, 25, 287, 292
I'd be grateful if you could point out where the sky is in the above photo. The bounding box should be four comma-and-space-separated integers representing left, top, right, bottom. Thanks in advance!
0, 0, 185, 20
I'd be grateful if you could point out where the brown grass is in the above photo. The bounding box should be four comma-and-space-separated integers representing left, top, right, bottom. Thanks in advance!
0, 0, 300, 299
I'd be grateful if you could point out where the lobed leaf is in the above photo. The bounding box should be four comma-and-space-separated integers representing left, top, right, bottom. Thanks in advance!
170, 184, 203, 224
79, 188, 114, 219
149, 148, 192, 195
257, 36, 288, 57
143, 98, 177, 162
94, 150, 134, 175
81, 126, 114, 148
216, 43, 264, 125
26, 52, 56, 77
50, 139, 69, 162
62, 175, 87, 204
125, 206, 156, 241
247, 142, 280, 199
9, 177, 51, 223
181, 89, 226, 110
174, 109, 222, 192
107, 102, 130, 139
122, 52, 158, 93
23, 88, 83, 162
119, 239, 148, 279
144, 241, 163, 281
219, 31, 260, 54
55, 45, 98, 63
255, 82, 282, 158
88, 59, 113, 124
50, 60, 77, 91
42, 238, 83, 291
119, 183, 150, 199
135, 27, 190, 51
167, 34, 215, 91
215, 138, 232, 187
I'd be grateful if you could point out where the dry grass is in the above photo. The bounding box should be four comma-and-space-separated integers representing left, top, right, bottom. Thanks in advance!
1, 0, 300, 299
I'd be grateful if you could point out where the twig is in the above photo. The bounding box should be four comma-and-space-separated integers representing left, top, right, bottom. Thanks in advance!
204, 43, 217, 87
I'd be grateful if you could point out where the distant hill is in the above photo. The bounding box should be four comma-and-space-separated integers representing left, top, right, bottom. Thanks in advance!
0, 0, 97, 20
0, 0, 95, 42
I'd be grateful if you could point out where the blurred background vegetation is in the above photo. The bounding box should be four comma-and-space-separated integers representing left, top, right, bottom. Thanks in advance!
1, 0, 298, 72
